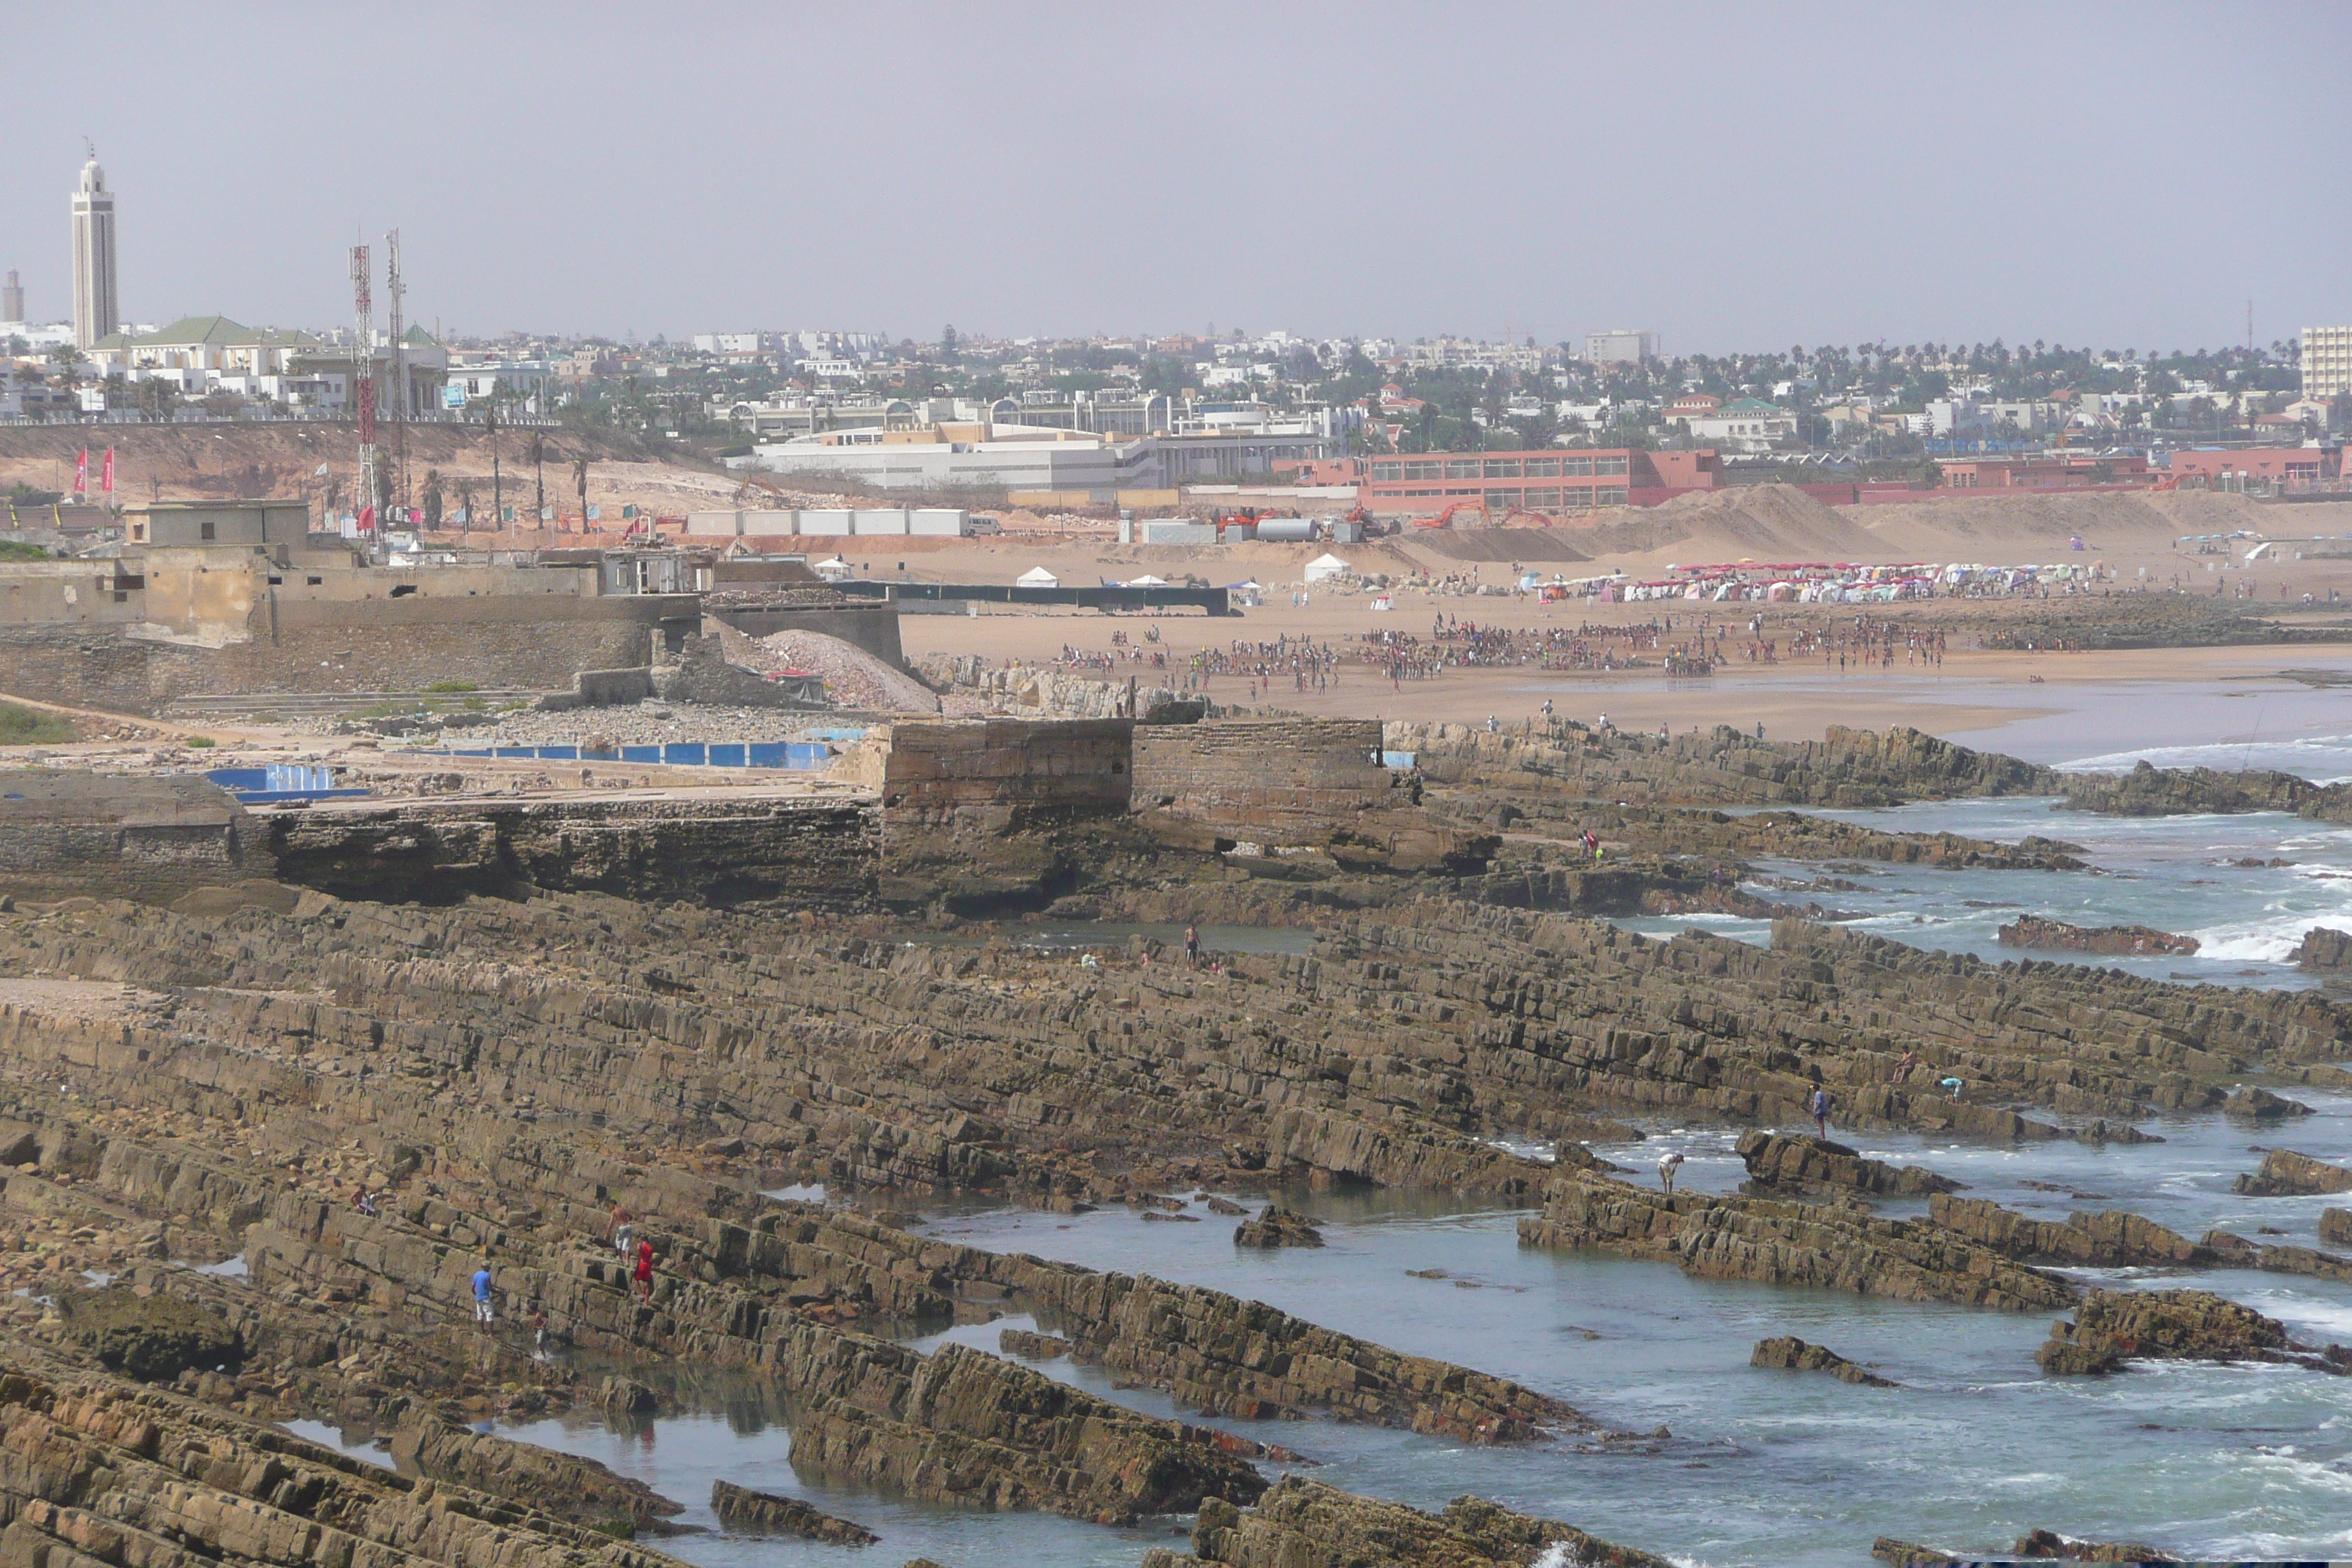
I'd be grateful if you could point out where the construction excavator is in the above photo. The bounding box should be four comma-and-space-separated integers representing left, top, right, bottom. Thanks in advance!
1411, 502, 1464, 529
733, 471, 790, 506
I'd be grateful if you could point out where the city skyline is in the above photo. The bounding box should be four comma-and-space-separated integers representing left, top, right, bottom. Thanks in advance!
1, 4, 2348, 353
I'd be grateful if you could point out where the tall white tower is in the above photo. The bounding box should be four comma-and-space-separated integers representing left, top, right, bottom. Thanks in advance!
71, 151, 118, 349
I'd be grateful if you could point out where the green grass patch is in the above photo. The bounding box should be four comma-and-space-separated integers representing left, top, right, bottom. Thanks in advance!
421, 679, 480, 694
0, 541, 53, 562
183, 736, 216, 748
0, 704, 77, 745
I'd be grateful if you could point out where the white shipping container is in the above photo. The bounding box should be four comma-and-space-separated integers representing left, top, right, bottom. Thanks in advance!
853, 508, 909, 535
799, 510, 853, 535
685, 510, 742, 536
742, 509, 797, 535
1139, 520, 1215, 545
909, 508, 968, 536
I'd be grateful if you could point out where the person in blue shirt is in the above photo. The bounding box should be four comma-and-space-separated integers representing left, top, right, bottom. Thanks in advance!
471, 1264, 494, 1329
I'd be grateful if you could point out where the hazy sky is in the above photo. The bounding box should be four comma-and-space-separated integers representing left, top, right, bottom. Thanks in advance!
8, 4, 2346, 353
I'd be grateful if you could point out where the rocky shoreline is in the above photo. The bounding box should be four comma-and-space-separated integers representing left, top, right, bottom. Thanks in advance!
10, 714, 2352, 1563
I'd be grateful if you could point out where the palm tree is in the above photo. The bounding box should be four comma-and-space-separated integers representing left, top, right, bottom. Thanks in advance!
421, 469, 444, 530
573, 456, 589, 531
453, 476, 477, 534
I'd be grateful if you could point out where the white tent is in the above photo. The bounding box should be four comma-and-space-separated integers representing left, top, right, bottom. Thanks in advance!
813, 556, 853, 581
1303, 553, 1353, 583
1017, 566, 1060, 587
1124, 574, 1169, 587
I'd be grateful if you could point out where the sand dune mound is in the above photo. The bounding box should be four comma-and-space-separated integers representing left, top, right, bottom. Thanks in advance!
1411, 527, 1591, 564
1855, 491, 2187, 557
1556, 483, 1886, 566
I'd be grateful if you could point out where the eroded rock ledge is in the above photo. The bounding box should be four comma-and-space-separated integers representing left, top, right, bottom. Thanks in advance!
1518, 1168, 2076, 1313
1736, 1131, 1961, 1199
1143, 1477, 1673, 1568
2035, 1288, 2350, 1376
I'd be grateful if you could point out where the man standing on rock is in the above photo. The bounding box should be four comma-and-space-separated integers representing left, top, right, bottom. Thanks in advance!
1184, 926, 1200, 968
471, 1263, 494, 1331
1657, 1150, 1684, 1194
1809, 1087, 1832, 1139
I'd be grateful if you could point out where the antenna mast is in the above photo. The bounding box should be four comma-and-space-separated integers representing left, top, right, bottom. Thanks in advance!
351, 244, 376, 544
386, 228, 408, 513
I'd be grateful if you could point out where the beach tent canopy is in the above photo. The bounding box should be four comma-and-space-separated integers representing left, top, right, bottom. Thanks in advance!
1124, 574, 1169, 587
1303, 553, 1352, 582
1016, 566, 1060, 587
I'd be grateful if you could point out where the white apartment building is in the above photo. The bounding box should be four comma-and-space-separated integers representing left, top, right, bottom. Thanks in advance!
1585, 329, 1656, 363
2303, 325, 2352, 401
1679, 397, 1797, 452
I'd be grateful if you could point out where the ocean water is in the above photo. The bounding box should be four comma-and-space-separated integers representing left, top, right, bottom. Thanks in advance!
295, 1096, 2352, 1567
1618, 800, 2352, 988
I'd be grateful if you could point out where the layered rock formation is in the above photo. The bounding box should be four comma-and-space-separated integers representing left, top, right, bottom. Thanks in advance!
2233, 1147, 2352, 1196
2292, 925, 2352, 972
1997, 916, 2198, 957
1398, 722, 2059, 810
2011, 1526, 2177, 1562
2223, 1085, 2313, 1120
1519, 1168, 2076, 1312
997, 1328, 1071, 1360
2035, 1288, 2340, 1376
1145, 1477, 1674, 1568
0, 1357, 696, 1568
1926, 1196, 2212, 1268
709, 1478, 878, 1543
1736, 1131, 1960, 1199
2057, 758, 2352, 822
1749, 1335, 1896, 1387
1232, 1206, 1325, 1248
776, 1340, 1269, 1524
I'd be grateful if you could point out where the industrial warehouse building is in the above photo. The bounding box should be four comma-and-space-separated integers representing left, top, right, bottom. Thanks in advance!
1356, 448, 1722, 514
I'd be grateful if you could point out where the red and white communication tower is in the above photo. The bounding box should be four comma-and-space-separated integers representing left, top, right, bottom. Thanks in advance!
351, 244, 376, 534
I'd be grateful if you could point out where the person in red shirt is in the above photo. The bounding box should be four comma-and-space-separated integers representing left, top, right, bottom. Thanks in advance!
633, 1237, 654, 1299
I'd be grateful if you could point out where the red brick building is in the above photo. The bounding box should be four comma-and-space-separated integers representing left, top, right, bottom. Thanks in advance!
1358, 448, 1720, 514
2167, 448, 2334, 489
1938, 453, 2153, 489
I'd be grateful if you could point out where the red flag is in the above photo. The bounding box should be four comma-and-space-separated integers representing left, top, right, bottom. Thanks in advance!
100, 448, 114, 497
72, 449, 88, 497
357, 505, 375, 535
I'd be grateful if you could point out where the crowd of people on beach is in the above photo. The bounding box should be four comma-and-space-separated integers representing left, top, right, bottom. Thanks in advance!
1044, 608, 1967, 700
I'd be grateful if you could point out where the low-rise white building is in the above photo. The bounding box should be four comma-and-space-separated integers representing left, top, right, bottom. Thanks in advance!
1679, 397, 1797, 453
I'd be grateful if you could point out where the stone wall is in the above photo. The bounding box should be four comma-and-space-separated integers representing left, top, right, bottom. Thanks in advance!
540, 666, 657, 711
0, 596, 698, 716
0, 772, 269, 904
1132, 719, 1398, 845
261, 794, 878, 907
875, 719, 1134, 814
